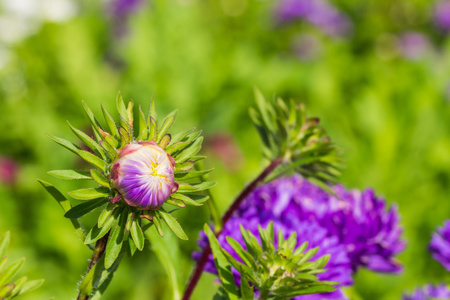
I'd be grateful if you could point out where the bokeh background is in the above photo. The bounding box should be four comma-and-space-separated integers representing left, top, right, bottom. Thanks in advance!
0, 0, 450, 299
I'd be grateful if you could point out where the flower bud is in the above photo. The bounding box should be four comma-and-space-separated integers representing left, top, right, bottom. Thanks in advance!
111, 141, 178, 209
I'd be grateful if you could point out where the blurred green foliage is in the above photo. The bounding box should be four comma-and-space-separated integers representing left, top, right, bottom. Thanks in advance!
0, 0, 450, 299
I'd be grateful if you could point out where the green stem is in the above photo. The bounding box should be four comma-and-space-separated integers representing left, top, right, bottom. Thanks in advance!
77, 234, 109, 300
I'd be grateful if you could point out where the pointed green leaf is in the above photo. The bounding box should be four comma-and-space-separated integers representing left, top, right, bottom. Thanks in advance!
126, 100, 134, 131
158, 134, 171, 149
170, 128, 194, 144
9, 275, 27, 298
119, 126, 131, 148
47, 170, 92, 180
169, 193, 207, 206
90, 169, 110, 188
105, 212, 127, 269
81, 100, 103, 141
85, 208, 121, 244
204, 225, 239, 300
174, 168, 213, 181
0, 283, 14, 298
174, 161, 195, 173
176, 181, 216, 193
101, 103, 120, 140
77, 150, 106, 172
37, 180, 84, 240
137, 105, 148, 141
68, 121, 105, 159
64, 198, 108, 219
174, 137, 203, 163
157, 110, 178, 142
157, 210, 187, 240
130, 218, 144, 251
45, 133, 80, 155
150, 212, 164, 237
0, 258, 24, 287
68, 187, 110, 201
239, 268, 254, 300
98, 202, 116, 228
17, 279, 44, 296
148, 117, 157, 141
0, 231, 10, 259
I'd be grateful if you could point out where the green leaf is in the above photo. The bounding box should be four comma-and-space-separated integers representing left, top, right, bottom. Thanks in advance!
174, 168, 213, 181
64, 198, 109, 219
85, 208, 121, 244
170, 128, 194, 144
174, 161, 195, 173
176, 181, 216, 193
239, 268, 254, 300
158, 134, 171, 149
77, 150, 106, 172
101, 103, 120, 140
81, 100, 104, 141
17, 279, 44, 296
148, 117, 157, 141
99, 139, 118, 160
98, 202, 115, 228
170, 193, 207, 206
37, 180, 84, 241
105, 211, 127, 269
204, 225, 239, 300
90, 169, 111, 188
68, 121, 105, 159
157, 110, 178, 142
174, 137, 203, 163
226, 237, 255, 269
116, 92, 128, 125
157, 210, 188, 240
137, 105, 148, 141
130, 218, 144, 251
0, 258, 24, 287
150, 211, 164, 237
45, 133, 80, 155
0, 231, 10, 259
166, 141, 192, 155
254, 88, 275, 132
9, 275, 27, 298
68, 187, 110, 201
0, 283, 14, 298
47, 170, 92, 180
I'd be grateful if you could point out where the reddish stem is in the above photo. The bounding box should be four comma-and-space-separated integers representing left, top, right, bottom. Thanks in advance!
182, 158, 283, 300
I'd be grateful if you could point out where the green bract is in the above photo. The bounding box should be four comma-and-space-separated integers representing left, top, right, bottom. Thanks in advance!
250, 89, 342, 184
0, 232, 44, 299
39, 93, 214, 270
204, 223, 338, 300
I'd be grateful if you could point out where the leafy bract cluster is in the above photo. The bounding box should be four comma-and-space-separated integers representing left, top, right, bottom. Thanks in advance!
40, 93, 214, 269
250, 89, 341, 184
205, 223, 338, 300
0, 232, 43, 299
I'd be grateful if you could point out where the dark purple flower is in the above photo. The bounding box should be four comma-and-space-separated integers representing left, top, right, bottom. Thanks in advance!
195, 217, 353, 299
235, 175, 405, 273
429, 220, 450, 271
111, 141, 178, 209
434, 0, 450, 31
403, 284, 450, 300
397, 32, 430, 60
276, 0, 352, 36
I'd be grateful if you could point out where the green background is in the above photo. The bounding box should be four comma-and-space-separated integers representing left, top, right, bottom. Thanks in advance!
0, 0, 450, 299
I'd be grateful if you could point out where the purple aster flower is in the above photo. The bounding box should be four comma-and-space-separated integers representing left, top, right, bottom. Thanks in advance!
111, 141, 178, 209
397, 32, 430, 60
403, 284, 450, 300
235, 175, 405, 273
434, 0, 450, 31
276, 0, 352, 36
429, 220, 450, 271
196, 217, 353, 299
109, 0, 143, 18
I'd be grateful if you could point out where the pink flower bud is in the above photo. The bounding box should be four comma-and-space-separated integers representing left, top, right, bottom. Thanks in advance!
111, 142, 178, 209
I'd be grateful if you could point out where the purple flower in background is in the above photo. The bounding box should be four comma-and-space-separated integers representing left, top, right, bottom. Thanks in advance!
235, 175, 405, 273
403, 284, 450, 300
434, 0, 450, 31
276, 0, 352, 36
0, 157, 19, 186
196, 216, 353, 299
397, 32, 430, 60
429, 220, 450, 271
110, 0, 143, 18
